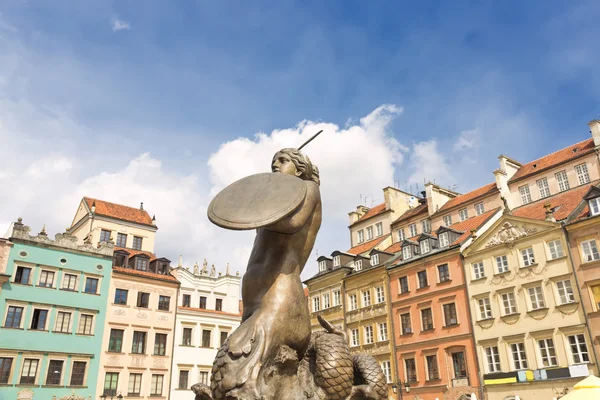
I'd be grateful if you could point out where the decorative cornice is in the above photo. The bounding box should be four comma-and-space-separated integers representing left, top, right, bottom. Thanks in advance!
484, 222, 537, 249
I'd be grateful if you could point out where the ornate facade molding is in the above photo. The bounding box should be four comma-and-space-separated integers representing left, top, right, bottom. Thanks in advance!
485, 222, 537, 249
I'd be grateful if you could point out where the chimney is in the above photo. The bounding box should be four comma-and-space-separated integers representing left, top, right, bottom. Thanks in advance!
544, 203, 556, 222
140, 202, 144, 211
418, 191, 427, 205
589, 120, 600, 147
91, 200, 96, 214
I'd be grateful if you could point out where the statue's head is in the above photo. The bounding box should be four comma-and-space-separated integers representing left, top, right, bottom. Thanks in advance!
271, 148, 320, 185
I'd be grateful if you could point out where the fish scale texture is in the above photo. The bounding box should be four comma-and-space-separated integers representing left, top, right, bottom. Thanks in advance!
352, 354, 388, 399
314, 333, 354, 399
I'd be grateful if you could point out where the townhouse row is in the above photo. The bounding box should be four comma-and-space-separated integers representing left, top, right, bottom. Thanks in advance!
305, 119, 600, 400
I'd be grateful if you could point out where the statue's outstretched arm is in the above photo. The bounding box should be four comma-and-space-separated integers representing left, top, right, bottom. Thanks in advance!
265, 182, 320, 234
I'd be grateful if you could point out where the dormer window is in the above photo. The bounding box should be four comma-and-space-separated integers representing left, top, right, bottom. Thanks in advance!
439, 232, 449, 248
371, 254, 380, 266
357, 230, 364, 243
421, 219, 431, 234
354, 260, 363, 271
402, 246, 412, 260
135, 257, 148, 271
157, 263, 169, 275
319, 260, 327, 272
420, 240, 430, 254
333, 255, 340, 267
590, 198, 600, 216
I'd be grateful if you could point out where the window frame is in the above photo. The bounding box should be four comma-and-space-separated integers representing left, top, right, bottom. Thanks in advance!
362, 290, 371, 307
443, 215, 452, 226
348, 294, 358, 311
510, 342, 528, 370
375, 222, 383, 237
556, 280, 575, 305
45, 359, 64, 386
528, 286, 546, 310
519, 184, 532, 205
158, 295, 171, 311
69, 360, 87, 387
366, 226, 374, 240
4, 305, 24, 328
38, 270, 55, 288
77, 314, 94, 335
589, 198, 600, 216
54, 310, 72, 333
99, 229, 111, 243
426, 354, 439, 380
14, 266, 32, 285
116, 232, 127, 247
420, 239, 430, 254
322, 293, 330, 309
438, 264, 450, 282
364, 325, 374, 344
537, 177, 551, 198
104, 372, 119, 396
547, 239, 565, 260
128, 373, 143, 396
20, 358, 40, 385
501, 292, 518, 315
538, 338, 558, 367
443, 303, 458, 326
485, 346, 501, 373
475, 202, 485, 216
154, 333, 168, 356
495, 255, 509, 274
62, 273, 78, 291
398, 276, 409, 294
398, 228, 405, 241
376, 286, 385, 303
472, 261, 485, 280
439, 232, 449, 248
370, 253, 380, 266
568, 333, 590, 364
357, 229, 364, 244
556, 170, 570, 192
132, 331, 147, 354
350, 328, 359, 347
132, 236, 143, 250
400, 313, 412, 334
378, 322, 388, 341
108, 329, 124, 352
581, 239, 600, 262
521, 247, 536, 267
84, 277, 99, 294
151, 374, 164, 396
417, 270, 428, 288
402, 246, 412, 260
0, 357, 14, 385
575, 163, 590, 185
409, 223, 418, 237
478, 297, 493, 320
459, 208, 468, 221
421, 308, 434, 331
114, 288, 128, 305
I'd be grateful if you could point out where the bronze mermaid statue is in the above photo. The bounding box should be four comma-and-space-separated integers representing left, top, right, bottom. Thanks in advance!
194, 148, 387, 400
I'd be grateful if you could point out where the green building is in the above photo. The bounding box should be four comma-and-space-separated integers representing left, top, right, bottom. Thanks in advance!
0, 218, 113, 400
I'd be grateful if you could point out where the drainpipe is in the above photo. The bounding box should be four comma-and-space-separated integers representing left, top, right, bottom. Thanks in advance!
562, 223, 600, 372
386, 263, 402, 400
167, 282, 180, 397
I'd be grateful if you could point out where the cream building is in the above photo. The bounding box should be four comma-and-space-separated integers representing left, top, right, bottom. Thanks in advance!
170, 259, 242, 400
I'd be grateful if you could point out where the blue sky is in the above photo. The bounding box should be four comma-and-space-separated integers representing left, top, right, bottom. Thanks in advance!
0, 1, 599, 277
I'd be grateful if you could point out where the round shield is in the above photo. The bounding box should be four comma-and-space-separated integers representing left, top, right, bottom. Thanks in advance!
207, 172, 307, 230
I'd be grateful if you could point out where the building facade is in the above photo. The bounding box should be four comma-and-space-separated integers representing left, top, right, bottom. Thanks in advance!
170, 260, 242, 400
0, 237, 13, 291
0, 219, 113, 400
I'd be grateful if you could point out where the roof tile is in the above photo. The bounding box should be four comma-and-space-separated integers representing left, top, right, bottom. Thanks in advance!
113, 266, 179, 283
447, 208, 501, 245
346, 234, 390, 255
512, 183, 595, 221
392, 203, 428, 225
437, 183, 498, 213
351, 203, 388, 226
85, 197, 154, 226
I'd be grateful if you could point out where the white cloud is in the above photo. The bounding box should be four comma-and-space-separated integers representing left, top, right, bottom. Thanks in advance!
407, 140, 454, 190
112, 19, 131, 32
453, 129, 479, 151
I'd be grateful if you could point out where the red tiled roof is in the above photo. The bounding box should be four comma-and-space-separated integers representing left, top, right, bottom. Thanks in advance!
178, 306, 241, 317
351, 203, 388, 226
383, 241, 402, 254
437, 183, 498, 213
509, 138, 595, 183
512, 183, 595, 221
115, 246, 157, 262
447, 208, 501, 245
85, 197, 154, 226
113, 266, 179, 283
346, 234, 390, 255
392, 203, 428, 225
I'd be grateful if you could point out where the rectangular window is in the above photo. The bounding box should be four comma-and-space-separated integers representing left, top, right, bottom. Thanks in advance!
318, 260, 326, 271
592, 285, 600, 310
399, 276, 409, 293
202, 330, 211, 347
528, 286, 545, 309
478, 297, 492, 319
62, 273, 77, 291
220, 331, 229, 346
135, 257, 148, 271
370, 254, 380, 266
405, 358, 417, 382
459, 208, 468, 221
199, 371, 209, 385
132, 236, 143, 250
322, 293, 330, 308
333, 255, 340, 267
485, 347, 501, 372
557, 280, 575, 304
182, 328, 192, 346
116, 232, 127, 247
349, 294, 357, 311
100, 229, 111, 243
30, 309, 48, 330
70, 361, 86, 386
421, 308, 433, 330
216, 299, 223, 311
199, 296, 207, 309
421, 219, 431, 233
581, 239, 600, 262
364, 326, 374, 344
354, 260, 363, 271
511, 342, 528, 370
137, 292, 150, 308
420, 240, 430, 254
357, 230, 364, 243
519, 185, 532, 205
158, 295, 170, 311
376, 222, 383, 236
381, 360, 392, 383
538, 338, 558, 367
151, 374, 164, 396
178, 370, 189, 390
376, 287, 385, 303
154, 333, 167, 355
182, 294, 191, 307
39, 270, 55, 288
575, 163, 590, 185
109, 329, 124, 352
439, 232, 449, 247
350, 329, 359, 346
556, 170, 570, 192
443, 215, 452, 226
132, 331, 147, 354
45, 360, 63, 385
438, 264, 450, 282
84, 277, 98, 294
0, 357, 13, 384
333, 290, 341, 306
568, 334, 590, 364
426, 355, 439, 380
495, 255, 509, 274
590, 198, 600, 216
366, 226, 373, 240
402, 246, 412, 260
4, 306, 23, 328
537, 177, 551, 198
475, 202, 485, 215
452, 352, 467, 378
548, 239, 565, 260
104, 372, 119, 396
20, 359, 38, 385
401, 313, 412, 334
417, 270, 428, 288
114, 288, 128, 305
472, 261, 485, 279
362, 290, 371, 307
398, 229, 405, 241
378, 322, 388, 341
54, 311, 71, 333
14, 266, 31, 284
443, 303, 458, 326
409, 224, 418, 237
128, 373, 142, 396
312, 296, 320, 312
501, 292, 517, 315
521, 247, 536, 267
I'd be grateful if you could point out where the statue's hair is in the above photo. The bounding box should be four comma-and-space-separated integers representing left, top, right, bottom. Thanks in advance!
273, 148, 320, 186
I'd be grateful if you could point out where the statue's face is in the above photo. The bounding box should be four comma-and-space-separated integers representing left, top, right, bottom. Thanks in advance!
272, 152, 301, 177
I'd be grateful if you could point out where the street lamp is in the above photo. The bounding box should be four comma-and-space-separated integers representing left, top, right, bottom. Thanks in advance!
391, 381, 411, 399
